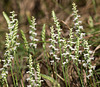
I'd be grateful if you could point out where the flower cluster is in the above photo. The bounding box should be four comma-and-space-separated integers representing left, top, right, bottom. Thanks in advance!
70, 3, 84, 63
52, 11, 62, 41
26, 16, 42, 87
26, 54, 42, 87
36, 63, 42, 87
72, 2, 95, 79
26, 54, 35, 87
82, 40, 95, 79
49, 26, 60, 64
29, 16, 38, 50
72, 3, 83, 36
0, 11, 20, 86
61, 38, 69, 65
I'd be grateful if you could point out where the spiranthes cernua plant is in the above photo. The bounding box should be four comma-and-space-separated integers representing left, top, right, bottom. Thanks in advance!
0, 11, 20, 87
29, 16, 38, 54
25, 16, 42, 87
71, 2, 96, 86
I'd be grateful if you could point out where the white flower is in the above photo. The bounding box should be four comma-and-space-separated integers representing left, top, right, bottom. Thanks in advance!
0, 68, 3, 71
90, 57, 94, 60
71, 42, 76, 44
59, 39, 65, 42
7, 59, 11, 64
69, 46, 75, 51
73, 16, 78, 21
87, 59, 91, 63
29, 36, 33, 40
29, 25, 36, 30
9, 55, 14, 59
72, 57, 77, 60
34, 39, 39, 41
84, 47, 89, 50
80, 33, 85, 39
89, 51, 93, 54
83, 63, 87, 67
16, 43, 20, 46
78, 21, 82, 24
8, 31, 14, 35
2, 60, 5, 62
49, 39, 57, 43
54, 48, 59, 51
75, 23, 79, 26
63, 62, 66, 65
50, 60, 54, 65
70, 55, 75, 59
32, 32, 37, 36
53, 54, 60, 60
49, 51, 53, 55
79, 26, 83, 30
78, 59, 81, 64
49, 45, 58, 51
53, 34, 58, 37
73, 15, 81, 21
31, 80, 35, 83
66, 44, 70, 47
55, 57, 60, 60
1, 73, 6, 77
27, 85, 31, 87
16, 35, 19, 38
91, 65, 96, 70
89, 69, 92, 73
50, 60, 54, 63
26, 71, 31, 74
76, 30, 80, 33
13, 46, 17, 50
9, 19, 16, 24
79, 51, 82, 54
3, 64, 9, 67
29, 30, 32, 34
8, 24, 15, 29
29, 43, 33, 46
84, 54, 89, 57
5, 71, 8, 74
49, 45, 54, 48
62, 52, 69, 56
66, 59, 68, 63
9, 14, 17, 18
86, 74, 91, 79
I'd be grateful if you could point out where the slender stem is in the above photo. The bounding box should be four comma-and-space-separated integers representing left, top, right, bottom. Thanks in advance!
10, 65, 16, 87
59, 43, 68, 87
65, 64, 70, 87
14, 51, 18, 86
5, 77, 9, 87
54, 61, 57, 80
92, 74, 96, 87
75, 62, 84, 87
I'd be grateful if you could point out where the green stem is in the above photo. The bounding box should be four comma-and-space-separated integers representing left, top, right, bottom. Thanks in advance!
5, 77, 9, 87
14, 51, 18, 87
75, 62, 84, 87
15, 52, 25, 87
92, 0, 96, 13
92, 74, 96, 87
65, 64, 70, 87
10, 65, 16, 87
54, 61, 57, 80
59, 44, 68, 87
